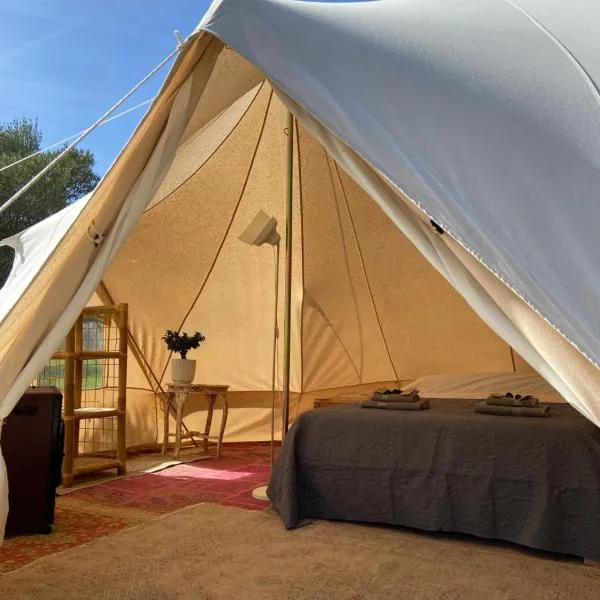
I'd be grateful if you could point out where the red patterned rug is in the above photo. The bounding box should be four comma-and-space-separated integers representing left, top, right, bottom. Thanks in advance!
0, 443, 274, 573
69, 443, 274, 514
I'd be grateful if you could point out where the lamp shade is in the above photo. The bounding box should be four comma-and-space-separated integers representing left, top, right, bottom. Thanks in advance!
238, 210, 280, 247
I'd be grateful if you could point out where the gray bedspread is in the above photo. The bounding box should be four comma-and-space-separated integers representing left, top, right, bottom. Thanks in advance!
267, 399, 600, 559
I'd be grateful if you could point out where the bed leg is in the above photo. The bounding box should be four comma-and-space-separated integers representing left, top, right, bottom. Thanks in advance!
584, 559, 600, 568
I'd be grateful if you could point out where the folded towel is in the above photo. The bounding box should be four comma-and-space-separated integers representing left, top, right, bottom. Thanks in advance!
371, 389, 420, 403
374, 387, 403, 395
474, 401, 549, 417
487, 393, 539, 407
360, 398, 430, 411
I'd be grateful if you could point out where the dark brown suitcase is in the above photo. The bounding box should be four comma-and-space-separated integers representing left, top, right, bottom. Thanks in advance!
1, 386, 63, 535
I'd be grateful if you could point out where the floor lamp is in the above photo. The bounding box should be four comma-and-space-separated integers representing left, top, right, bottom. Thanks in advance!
239, 209, 281, 501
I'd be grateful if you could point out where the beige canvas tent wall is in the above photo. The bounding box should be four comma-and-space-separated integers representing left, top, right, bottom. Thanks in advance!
84, 66, 533, 448
2, 0, 600, 537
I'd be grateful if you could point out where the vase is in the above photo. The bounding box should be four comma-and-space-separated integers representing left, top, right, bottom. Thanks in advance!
171, 359, 196, 384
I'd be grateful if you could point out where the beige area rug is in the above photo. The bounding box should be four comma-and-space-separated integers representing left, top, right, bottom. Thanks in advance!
57, 448, 210, 494
1, 504, 599, 600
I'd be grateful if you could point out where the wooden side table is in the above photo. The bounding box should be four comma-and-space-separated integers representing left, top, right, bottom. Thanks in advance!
162, 384, 229, 459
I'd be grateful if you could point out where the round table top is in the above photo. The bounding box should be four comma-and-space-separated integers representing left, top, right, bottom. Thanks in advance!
166, 383, 229, 392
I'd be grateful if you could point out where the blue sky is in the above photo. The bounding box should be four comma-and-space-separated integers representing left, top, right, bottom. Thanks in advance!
0, 1, 212, 176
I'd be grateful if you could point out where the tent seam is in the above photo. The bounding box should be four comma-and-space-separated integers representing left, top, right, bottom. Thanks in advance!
509, 346, 517, 372
97, 281, 165, 396
333, 163, 401, 385
144, 81, 266, 215
319, 147, 364, 384
97, 280, 189, 444
171, 83, 263, 157
156, 87, 276, 387
502, 0, 600, 107
302, 380, 399, 395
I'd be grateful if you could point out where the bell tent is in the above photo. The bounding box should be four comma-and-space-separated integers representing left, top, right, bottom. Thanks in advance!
1, 0, 600, 533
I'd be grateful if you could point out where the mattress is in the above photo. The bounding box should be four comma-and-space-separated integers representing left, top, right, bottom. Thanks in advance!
267, 399, 600, 559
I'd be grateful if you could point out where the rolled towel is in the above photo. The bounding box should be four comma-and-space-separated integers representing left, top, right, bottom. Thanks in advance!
361, 398, 430, 411
374, 386, 402, 395
474, 401, 549, 417
486, 393, 538, 407
371, 389, 420, 403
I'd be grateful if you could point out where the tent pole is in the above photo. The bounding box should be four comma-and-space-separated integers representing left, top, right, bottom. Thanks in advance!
282, 111, 294, 438
270, 241, 280, 465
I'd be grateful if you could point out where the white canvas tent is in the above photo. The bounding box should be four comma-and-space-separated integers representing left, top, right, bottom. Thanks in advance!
1, 0, 600, 536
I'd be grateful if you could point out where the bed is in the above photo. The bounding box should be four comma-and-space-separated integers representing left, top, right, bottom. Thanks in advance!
267, 373, 600, 560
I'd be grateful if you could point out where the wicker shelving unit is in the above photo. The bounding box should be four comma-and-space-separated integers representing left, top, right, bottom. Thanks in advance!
59, 304, 128, 487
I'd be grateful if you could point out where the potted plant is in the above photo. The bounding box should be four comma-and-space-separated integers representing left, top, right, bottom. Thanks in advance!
162, 329, 206, 384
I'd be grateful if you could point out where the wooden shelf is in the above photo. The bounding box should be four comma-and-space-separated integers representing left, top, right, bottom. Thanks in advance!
73, 456, 121, 476
60, 303, 129, 488
53, 351, 122, 360
74, 407, 120, 420
81, 305, 119, 315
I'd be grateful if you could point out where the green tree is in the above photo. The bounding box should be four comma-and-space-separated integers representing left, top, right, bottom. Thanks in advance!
0, 118, 100, 287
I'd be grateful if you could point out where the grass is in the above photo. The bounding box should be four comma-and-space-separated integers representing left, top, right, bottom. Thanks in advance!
37, 359, 106, 391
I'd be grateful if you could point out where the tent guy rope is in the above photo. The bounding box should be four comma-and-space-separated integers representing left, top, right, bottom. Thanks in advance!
0, 99, 156, 175
0, 45, 182, 217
